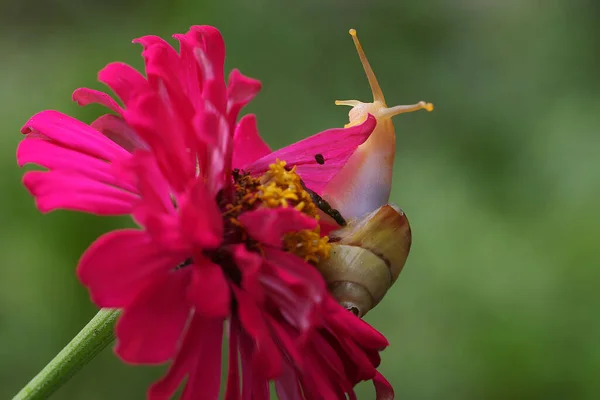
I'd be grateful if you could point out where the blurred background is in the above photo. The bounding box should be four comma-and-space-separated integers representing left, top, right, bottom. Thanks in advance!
1, 0, 598, 399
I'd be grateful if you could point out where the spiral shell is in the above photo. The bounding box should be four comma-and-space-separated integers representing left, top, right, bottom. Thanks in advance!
316, 204, 411, 317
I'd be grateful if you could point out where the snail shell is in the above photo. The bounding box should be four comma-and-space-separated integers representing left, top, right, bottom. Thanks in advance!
316, 204, 411, 317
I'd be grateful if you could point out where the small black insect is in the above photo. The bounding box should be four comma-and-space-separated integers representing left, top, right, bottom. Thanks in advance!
300, 181, 346, 226
314, 154, 325, 165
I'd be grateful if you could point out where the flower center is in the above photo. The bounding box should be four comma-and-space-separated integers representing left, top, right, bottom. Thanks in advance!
222, 160, 331, 264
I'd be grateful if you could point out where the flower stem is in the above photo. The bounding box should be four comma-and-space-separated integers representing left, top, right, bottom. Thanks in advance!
13, 308, 120, 400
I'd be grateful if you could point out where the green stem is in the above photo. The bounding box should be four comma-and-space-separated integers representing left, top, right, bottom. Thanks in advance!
13, 309, 121, 400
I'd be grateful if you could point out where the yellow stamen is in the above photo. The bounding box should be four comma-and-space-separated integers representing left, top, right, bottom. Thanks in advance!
224, 160, 331, 263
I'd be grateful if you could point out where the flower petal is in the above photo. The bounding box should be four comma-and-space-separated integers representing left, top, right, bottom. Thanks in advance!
239, 331, 271, 400
148, 315, 224, 400
115, 268, 192, 364
77, 229, 186, 307
226, 69, 261, 125
185, 25, 226, 86
231, 244, 264, 301
374, 372, 395, 400
179, 180, 223, 249
245, 114, 376, 194
326, 297, 389, 350
262, 248, 326, 332
225, 317, 241, 400
21, 110, 130, 161
98, 62, 149, 107
234, 286, 282, 380
238, 207, 317, 248
17, 137, 136, 192
187, 258, 231, 318
232, 114, 271, 170
274, 363, 303, 400
124, 92, 195, 192
72, 87, 124, 115
91, 114, 146, 152
23, 170, 137, 215
181, 318, 224, 400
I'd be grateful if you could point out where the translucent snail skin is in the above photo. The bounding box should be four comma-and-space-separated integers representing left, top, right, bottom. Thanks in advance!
317, 29, 433, 317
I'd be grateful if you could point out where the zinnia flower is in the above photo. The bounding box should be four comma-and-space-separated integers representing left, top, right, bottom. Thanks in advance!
17, 26, 395, 399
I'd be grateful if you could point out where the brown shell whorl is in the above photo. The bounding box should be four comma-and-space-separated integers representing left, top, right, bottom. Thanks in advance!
316, 204, 411, 317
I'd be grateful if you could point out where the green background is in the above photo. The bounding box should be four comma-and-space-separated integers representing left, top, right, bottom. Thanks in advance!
1, 0, 598, 399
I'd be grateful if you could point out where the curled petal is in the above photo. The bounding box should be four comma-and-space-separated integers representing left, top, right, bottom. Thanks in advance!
23, 170, 137, 215
17, 137, 136, 193
232, 114, 271, 170
124, 93, 195, 192
91, 114, 146, 152
98, 62, 149, 107
374, 372, 395, 400
72, 88, 124, 115
21, 110, 130, 162
246, 114, 376, 194
226, 69, 262, 125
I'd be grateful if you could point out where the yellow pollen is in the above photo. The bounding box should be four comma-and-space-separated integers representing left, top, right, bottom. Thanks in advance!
225, 160, 331, 263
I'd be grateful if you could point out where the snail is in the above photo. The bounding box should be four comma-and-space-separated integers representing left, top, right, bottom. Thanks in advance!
316, 29, 433, 317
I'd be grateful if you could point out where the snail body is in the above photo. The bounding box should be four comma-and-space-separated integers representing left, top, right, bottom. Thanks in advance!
317, 30, 432, 316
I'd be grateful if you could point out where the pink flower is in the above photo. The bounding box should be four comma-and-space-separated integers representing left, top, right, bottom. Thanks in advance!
17, 26, 394, 399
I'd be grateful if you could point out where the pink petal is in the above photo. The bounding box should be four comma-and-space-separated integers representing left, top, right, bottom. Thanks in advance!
17, 137, 136, 193
238, 207, 317, 248
373, 372, 395, 400
72, 87, 124, 115
91, 114, 146, 152
326, 297, 389, 349
232, 114, 271, 170
127, 151, 176, 217
181, 318, 224, 400
179, 180, 223, 249
124, 93, 195, 192
231, 245, 264, 301
299, 353, 340, 400
172, 33, 203, 108
98, 62, 149, 107
148, 316, 224, 400
274, 364, 303, 400
226, 69, 261, 125
233, 286, 282, 380
21, 110, 130, 161
225, 317, 241, 400
135, 37, 195, 135
23, 170, 137, 215
187, 258, 231, 318
185, 25, 225, 85
262, 248, 326, 332
148, 315, 201, 400
245, 114, 376, 194
193, 99, 230, 193
239, 331, 271, 400
311, 332, 354, 394
77, 229, 186, 307
115, 268, 192, 364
